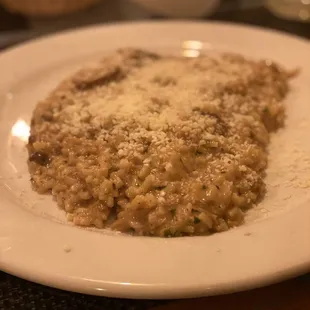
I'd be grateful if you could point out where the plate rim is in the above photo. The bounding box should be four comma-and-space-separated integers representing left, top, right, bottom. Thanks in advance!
1, 20, 309, 58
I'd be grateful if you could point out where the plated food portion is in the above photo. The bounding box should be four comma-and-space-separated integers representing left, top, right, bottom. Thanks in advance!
27, 48, 293, 237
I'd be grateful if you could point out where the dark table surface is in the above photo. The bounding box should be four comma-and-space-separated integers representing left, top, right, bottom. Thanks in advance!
0, 1, 309, 309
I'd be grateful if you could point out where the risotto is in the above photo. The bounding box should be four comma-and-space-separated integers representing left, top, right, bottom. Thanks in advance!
27, 48, 293, 237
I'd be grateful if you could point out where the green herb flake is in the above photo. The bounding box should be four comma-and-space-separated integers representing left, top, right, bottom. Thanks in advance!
263, 107, 269, 113
202, 185, 207, 190
173, 231, 182, 237
155, 185, 166, 190
170, 209, 176, 217
164, 229, 181, 238
164, 229, 172, 238
194, 217, 201, 224
195, 150, 203, 155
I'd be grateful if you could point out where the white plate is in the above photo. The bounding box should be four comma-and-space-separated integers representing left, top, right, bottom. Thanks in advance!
0, 21, 310, 299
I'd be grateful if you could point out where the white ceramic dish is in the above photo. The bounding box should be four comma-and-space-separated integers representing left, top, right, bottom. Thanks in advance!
0, 21, 310, 299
